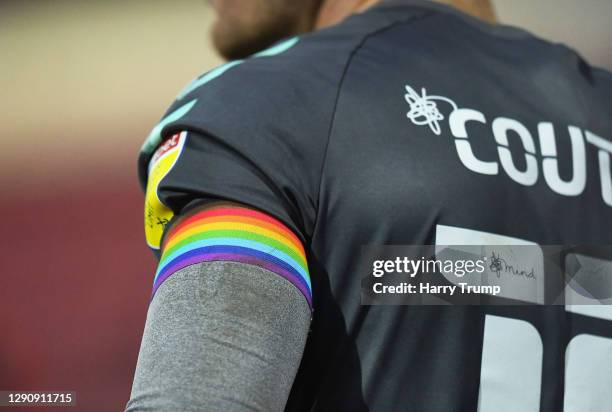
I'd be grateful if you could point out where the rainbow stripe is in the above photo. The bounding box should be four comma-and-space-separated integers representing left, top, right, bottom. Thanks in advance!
153, 205, 312, 308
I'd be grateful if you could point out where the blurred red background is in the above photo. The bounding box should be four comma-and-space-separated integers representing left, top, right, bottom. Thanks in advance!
0, 178, 151, 410
0, 1, 222, 410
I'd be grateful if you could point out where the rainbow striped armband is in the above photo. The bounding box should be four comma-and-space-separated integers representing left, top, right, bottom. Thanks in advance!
153, 204, 312, 308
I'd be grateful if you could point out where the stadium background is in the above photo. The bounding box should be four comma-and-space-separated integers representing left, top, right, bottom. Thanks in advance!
0, 0, 610, 410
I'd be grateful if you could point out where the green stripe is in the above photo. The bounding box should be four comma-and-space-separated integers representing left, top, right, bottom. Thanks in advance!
177, 61, 242, 100
254, 36, 299, 57
141, 99, 197, 155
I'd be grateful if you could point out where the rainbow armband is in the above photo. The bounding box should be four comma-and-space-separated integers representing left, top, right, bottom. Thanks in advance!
153, 205, 312, 308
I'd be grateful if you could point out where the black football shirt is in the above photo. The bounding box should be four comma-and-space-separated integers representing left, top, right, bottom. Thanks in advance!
138, 1, 612, 410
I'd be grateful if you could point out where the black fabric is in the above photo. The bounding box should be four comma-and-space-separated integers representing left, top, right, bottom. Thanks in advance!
139, 1, 612, 410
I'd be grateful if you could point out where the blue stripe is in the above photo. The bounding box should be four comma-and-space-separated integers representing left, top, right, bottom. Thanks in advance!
157, 237, 309, 284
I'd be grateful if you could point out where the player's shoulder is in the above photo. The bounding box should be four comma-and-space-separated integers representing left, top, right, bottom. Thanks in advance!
169, 5, 424, 110
140, 7, 422, 158
168, 33, 351, 124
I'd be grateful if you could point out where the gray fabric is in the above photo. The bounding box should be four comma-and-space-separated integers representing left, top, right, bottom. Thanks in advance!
125, 261, 311, 412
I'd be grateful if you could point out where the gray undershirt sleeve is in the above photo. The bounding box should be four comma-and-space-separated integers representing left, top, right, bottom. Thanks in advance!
125, 261, 312, 412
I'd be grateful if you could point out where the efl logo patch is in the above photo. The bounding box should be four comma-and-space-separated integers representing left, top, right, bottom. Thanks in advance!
144, 131, 187, 249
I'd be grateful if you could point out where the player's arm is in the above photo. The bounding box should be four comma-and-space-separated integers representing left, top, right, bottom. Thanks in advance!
126, 202, 312, 411
128, 44, 329, 409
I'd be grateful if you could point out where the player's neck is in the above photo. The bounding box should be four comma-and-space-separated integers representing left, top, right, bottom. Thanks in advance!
433, 0, 496, 23
315, 0, 379, 29
315, 0, 496, 29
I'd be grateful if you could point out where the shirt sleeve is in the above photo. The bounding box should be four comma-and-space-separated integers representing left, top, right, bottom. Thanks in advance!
138, 36, 342, 250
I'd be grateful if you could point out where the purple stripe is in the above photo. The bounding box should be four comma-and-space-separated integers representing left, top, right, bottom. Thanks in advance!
152, 252, 312, 307
157, 245, 309, 292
